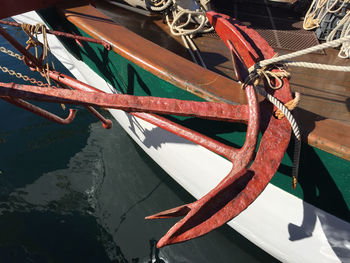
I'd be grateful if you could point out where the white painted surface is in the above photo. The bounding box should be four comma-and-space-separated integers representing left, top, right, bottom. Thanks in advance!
13, 11, 350, 263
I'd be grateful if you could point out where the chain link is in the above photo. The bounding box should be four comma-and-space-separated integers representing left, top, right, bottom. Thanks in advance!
0, 46, 50, 87
0, 46, 22, 60
0, 65, 48, 87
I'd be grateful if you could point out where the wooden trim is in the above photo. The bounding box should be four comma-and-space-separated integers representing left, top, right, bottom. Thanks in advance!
58, 3, 350, 161
297, 109, 350, 160
59, 3, 246, 105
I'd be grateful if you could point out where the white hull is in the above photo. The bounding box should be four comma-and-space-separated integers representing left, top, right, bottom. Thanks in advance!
13, 11, 350, 263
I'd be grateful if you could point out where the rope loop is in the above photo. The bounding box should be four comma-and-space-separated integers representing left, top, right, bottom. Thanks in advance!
165, 0, 213, 37
20, 22, 55, 86
243, 63, 290, 90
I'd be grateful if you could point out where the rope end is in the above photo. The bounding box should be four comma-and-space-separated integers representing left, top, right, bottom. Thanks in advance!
292, 176, 297, 189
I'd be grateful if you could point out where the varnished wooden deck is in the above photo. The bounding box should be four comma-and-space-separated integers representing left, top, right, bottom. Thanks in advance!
97, 0, 350, 125
60, 0, 346, 160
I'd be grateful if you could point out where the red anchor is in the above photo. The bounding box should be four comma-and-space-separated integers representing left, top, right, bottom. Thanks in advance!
0, 12, 293, 248
145, 12, 293, 247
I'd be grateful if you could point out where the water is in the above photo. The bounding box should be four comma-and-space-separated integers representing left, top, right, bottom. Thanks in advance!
0, 22, 279, 262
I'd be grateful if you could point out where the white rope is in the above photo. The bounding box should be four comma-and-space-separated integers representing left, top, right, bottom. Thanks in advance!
145, 0, 173, 11
246, 32, 350, 188
164, 0, 212, 66
166, 9, 212, 36
304, 0, 350, 30
254, 86, 301, 140
249, 34, 350, 72
326, 10, 350, 58
253, 84, 301, 189
303, 0, 350, 58
276, 60, 350, 71
165, 0, 213, 37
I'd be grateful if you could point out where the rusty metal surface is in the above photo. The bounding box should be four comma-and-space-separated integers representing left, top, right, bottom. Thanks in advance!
0, 19, 111, 50
145, 12, 293, 247
0, 9, 291, 247
85, 105, 112, 129
0, 80, 259, 172
1, 97, 77, 124
0, 82, 249, 123
0, 15, 267, 245
1, 2, 348, 249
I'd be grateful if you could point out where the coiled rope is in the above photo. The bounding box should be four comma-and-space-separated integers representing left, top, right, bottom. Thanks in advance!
165, 5, 213, 36
303, 0, 350, 30
304, 0, 350, 58
164, 0, 213, 67
145, 0, 173, 11
326, 10, 350, 58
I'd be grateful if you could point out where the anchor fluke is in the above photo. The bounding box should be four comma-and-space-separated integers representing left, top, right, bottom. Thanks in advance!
145, 11, 293, 249
147, 168, 256, 248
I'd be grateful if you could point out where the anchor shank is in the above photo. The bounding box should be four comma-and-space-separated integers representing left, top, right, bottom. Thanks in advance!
0, 82, 249, 123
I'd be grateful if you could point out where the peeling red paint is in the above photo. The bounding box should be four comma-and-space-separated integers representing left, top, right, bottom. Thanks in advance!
0, 11, 293, 247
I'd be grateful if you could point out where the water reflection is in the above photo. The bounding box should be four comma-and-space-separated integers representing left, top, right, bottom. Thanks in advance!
0, 114, 277, 262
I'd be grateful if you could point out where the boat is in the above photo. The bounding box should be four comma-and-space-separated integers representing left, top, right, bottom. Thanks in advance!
0, 0, 349, 262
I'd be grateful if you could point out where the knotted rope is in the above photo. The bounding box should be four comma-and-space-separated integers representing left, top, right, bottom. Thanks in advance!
20, 23, 63, 108
245, 62, 291, 90
21, 23, 55, 85
243, 34, 350, 188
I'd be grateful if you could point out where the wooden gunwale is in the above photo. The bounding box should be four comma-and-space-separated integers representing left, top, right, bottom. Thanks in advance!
58, 2, 350, 161
60, 4, 245, 105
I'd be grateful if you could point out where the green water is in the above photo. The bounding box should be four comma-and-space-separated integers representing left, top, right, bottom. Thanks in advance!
0, 20, 279, 262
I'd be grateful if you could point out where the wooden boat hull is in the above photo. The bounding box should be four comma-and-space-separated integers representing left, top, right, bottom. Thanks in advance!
10, 3, 350, 262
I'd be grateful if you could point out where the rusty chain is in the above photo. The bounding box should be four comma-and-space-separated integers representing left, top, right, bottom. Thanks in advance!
0, 65, 49, 87
0, 46, 50, 87
0, 46, 22, 60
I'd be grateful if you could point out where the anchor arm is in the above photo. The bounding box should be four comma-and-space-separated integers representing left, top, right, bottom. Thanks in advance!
0, 81, 258, 162
1, 96, 77, 124
0, 11, 294, 248
145, 12, 293, 248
